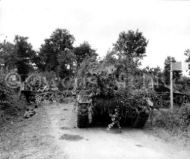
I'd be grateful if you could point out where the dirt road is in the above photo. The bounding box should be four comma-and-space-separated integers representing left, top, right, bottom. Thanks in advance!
1, 102, 190, 159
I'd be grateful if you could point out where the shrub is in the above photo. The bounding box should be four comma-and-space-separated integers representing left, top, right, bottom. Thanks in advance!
178, 104, 190, 131
0, 70, 27, 120
153, 110, 180, 132
153, 104, 190, 133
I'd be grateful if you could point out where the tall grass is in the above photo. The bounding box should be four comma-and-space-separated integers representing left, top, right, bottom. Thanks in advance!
0, 70, 27, 123
152, 104, 190, 136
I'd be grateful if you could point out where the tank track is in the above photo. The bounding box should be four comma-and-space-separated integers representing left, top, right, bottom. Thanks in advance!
77, 103, 89, 128
133, 111, 149, 128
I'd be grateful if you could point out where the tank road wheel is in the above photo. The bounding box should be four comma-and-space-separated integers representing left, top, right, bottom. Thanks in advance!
77, 103, 89, 128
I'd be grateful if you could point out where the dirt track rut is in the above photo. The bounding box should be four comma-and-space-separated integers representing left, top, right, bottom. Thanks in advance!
1, 102, 190, 159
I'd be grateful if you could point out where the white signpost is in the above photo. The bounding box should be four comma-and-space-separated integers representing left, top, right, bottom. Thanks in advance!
170, 60, 173, 111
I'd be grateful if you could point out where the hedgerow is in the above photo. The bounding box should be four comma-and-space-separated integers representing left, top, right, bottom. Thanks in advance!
0, 70, 27, 122
153, 104, 190, 134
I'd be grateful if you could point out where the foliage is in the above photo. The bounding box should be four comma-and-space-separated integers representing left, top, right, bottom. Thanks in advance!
101, 30, 148, 94
163, 56, 182, 85
14, 35, 36, 81
37, 28, 75, 78
92, 88, 152, 128
153, 110, 180, 132
142, 66, 162, 77
76, 55, 118, 97
184, 49, 190, 75
184, 49, 190, 61
77, 55, 99, 77
153, 104, 190, 133
0, 41, 16, 70
25, 73, 42, 91
113, 29, 148, 68
0, 37, 36, 79
57, 48, 76, 79
174, 76, 190, 94
178, 104, 190, 131
0, 71, 27, 119
74, 42, 97, 68
115, 89, 152, 112
76, 50, 153, 129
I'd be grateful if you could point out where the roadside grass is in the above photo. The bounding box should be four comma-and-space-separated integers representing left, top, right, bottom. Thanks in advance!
148, 104, 190, 148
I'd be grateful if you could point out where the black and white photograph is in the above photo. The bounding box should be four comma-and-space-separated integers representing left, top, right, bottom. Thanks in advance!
0, 0, 190, 158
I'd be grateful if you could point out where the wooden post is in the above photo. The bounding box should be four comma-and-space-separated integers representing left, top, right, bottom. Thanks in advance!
143, 73, 145, 89
170, 59, 173, 111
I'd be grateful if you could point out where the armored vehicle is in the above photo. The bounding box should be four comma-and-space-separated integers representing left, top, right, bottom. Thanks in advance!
75, 59, 152, 128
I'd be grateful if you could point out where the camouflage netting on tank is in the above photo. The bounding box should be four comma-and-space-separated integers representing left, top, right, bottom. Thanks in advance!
76, 56, 154, 128
92, 89, 151, 127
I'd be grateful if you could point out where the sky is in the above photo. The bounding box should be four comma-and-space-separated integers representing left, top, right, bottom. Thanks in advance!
0, 0, 190, 71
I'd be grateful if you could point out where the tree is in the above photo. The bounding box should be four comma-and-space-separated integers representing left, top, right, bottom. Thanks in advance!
143, 66, 162, 77
0, 36, 36, 80
184, 49, 190, 62
14, 35, 36, 81
106, 30, 148, 76
114, 30, 148, 68
163, 56, 182, 85
37, 28, 75, 78
57, 48, 76, 78
0, 41, 16, 70
184, 49, 190, 75
74, 42, 97, 68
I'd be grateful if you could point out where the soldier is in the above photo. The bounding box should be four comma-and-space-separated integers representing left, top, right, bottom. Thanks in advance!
20, 82, 32, 104
107, 107, 122, 132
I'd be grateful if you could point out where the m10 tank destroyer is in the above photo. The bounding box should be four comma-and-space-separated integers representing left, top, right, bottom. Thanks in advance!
75, 59, 153, 129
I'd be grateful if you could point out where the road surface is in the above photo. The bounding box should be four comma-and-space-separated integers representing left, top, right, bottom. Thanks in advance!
1, 102, 189, 159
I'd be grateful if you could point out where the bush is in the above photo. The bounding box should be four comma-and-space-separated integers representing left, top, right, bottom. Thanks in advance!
153, 110, 180, 132
153, 104, 190, 133
0, 70, 27, 121
178, 104, 190, 131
